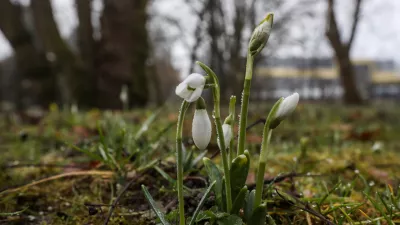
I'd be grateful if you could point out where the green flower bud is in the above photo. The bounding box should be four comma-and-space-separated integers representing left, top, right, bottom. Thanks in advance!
249, 13, 274, 57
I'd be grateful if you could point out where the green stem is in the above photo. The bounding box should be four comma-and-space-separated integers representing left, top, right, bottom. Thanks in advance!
254, 126, 272, 208
211, 82, 233, 212
196, 61, 232, 212
176, 101, 190, 225
237, 53, 254, 156
228, 96, 236, 168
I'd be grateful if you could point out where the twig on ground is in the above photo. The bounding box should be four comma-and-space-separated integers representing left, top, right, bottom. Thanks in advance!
0, 170, 113, 195
103, 173, 143, 225
247, 172, 325, 189
2, 163, 91, 170
276, 189, 335, 225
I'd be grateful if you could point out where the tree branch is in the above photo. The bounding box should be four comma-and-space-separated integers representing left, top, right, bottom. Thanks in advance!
325, 0, 343, 50
347, 0, 362, 50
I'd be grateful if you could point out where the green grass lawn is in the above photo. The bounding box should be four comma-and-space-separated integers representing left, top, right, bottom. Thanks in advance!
0, 103, 399, 224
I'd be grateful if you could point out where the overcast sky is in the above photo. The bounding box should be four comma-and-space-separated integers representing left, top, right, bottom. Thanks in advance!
0, 0, 399, 74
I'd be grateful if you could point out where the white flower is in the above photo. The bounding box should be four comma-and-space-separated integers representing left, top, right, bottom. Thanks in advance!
120, 85, 129, 103
222, 124, 233, 148
192, 109, 212, 150
249, 13, 274, 56
274, 92, 299, 121
175, 73, 206, 102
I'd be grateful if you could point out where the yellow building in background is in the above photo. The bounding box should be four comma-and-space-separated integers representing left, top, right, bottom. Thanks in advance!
252, 58, 400, 100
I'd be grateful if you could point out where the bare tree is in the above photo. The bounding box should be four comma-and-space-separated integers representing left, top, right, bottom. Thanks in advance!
186, 0, 318, 100
0, 0, 53, 108
325, 0, 364, 104
76, 0, 97, 106
31, 0, 86, 106
96, 0, 149, 109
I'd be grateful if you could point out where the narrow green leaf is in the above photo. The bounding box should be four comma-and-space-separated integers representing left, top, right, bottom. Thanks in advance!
222, 177, 227, 212
319, 182, 342, 205
135, 108, 161, 140
216, 214, 243, 225
248, 203, 267, 225
67, 142, 104, 163
244, 190, 255, 222
183, 149, 194, 172
154, 166, 176, 185
230, 154, 250, 201
192, 150, 208, 168
141, 185, 170, 225
203, 157, 223, 209
189, 181, 216, 225
365, 192, 393, 225
231, 186, 248, 215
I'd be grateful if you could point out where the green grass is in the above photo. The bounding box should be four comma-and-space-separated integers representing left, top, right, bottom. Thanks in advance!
0, 103, 399, 224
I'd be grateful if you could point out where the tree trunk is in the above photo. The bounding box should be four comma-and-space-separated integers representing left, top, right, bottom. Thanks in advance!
325, 0, 364, 104
76, 0, 97, 107
0, 0, 53, 108
31, 0, 84, 106
97, 0, 149, 109
337, 53, 363, 104
131, 0, 149, 107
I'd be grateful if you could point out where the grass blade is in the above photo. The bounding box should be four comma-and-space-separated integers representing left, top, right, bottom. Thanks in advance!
188, 180, 216, 225
141, 185, 170, 225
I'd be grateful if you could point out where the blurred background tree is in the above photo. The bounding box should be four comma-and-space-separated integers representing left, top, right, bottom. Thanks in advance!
0, 0, 398, 111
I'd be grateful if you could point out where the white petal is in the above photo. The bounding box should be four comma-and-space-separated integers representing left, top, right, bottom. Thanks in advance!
222, 124, 233, 148
275, 92, 299, 119
186, 86, 204, 102
192, 109, 212, 150
175, 83, 191, 99
184, 73, 206, 88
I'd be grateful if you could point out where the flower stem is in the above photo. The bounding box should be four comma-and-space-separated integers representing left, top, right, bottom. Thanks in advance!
196, 61, 232, 212
176, 100, 190, 225
254, 127, 272, 208
237, 53, 254, 156
228, 96, 236, 168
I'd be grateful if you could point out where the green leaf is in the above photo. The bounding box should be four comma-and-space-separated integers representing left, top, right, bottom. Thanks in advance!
135, 108, 161, 140
222, 177, 227, 212
230, 153, 250, 201
203, 157, 223, 209
244, 189, 255, 222
248, 203, 267, 225
216, 214, 243, 225
183, 148, 194, 172
231, 186, 248, 215
154, 166, 176, 185
189, 181, 216, 225
141, 185, 170, 225
67, 142, 104, 163
192, 150, 208, 168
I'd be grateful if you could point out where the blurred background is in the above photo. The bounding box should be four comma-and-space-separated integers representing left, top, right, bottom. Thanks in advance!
0, 0, 399, 112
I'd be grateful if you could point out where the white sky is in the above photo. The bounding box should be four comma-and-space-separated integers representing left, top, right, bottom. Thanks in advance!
0, 0, 399, 74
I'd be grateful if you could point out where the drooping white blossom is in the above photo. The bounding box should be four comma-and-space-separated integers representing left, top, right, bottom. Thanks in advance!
222, 124, 233, 149
192, 109, 212, 150
175, 73, 206, 102
274, 92, 299, 121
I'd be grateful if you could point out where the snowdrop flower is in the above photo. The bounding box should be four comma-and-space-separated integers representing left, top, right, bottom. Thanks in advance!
270, 92, 299, 129
192, 97, 212, 150
249, 13, 274, 56
218, 115, 233, 149
222, 124, 233, 149
175, 73, 206, 102
120, 85, 129, 103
